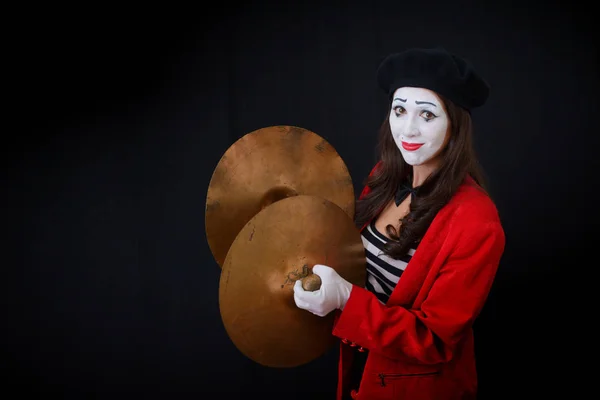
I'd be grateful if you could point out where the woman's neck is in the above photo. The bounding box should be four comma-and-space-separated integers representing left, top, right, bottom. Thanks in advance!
410, 160, 440, 187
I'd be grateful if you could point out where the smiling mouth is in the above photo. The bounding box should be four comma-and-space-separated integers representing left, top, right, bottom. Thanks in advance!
401, 142, 424, 151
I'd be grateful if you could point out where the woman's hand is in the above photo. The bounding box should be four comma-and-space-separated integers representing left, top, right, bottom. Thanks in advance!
293, 264, 353, 317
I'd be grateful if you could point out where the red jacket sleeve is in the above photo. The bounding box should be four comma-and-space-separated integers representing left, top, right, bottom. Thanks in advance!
358, 160, 382, 200
332, 218, 505, 365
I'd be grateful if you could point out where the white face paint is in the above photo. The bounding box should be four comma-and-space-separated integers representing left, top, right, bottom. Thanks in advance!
389, 87, 449, 166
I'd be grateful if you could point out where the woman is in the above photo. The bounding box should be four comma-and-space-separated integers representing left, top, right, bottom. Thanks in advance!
293, 47, 506, 400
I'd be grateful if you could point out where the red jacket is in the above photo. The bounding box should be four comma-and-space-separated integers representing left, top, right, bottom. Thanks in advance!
331, 162, 506, 400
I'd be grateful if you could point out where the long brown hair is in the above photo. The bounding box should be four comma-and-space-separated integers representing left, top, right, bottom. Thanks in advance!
355, 93, 487, 258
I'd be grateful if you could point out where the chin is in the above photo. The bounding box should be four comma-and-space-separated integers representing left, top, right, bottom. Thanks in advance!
402, 157, 424, 166
401, 151, 436, 167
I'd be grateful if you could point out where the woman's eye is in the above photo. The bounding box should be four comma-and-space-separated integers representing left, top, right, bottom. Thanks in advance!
422, 111, 436, 120
393, 106, 405, 115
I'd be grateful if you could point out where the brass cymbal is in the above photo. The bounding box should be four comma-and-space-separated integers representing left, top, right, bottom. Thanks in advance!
219, 195, 366, 368
205, 125, 355, 267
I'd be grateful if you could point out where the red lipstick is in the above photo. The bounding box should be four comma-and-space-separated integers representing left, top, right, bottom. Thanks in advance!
401, 141, 424, 151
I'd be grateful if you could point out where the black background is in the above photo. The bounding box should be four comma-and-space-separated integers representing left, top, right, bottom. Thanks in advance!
5, 1, 597, 399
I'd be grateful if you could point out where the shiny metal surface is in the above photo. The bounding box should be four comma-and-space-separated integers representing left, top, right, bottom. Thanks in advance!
218, 195, 366, 368
205, 125, 355, 267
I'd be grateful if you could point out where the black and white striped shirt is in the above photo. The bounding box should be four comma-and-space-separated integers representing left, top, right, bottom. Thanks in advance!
360, 219, 416, 305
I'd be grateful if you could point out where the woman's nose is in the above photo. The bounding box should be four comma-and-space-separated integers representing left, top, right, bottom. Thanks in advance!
408, 116, 424, 136
404, 123, 420, 137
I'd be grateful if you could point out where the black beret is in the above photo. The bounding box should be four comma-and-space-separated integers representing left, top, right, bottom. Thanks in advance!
376, 47, 490, 111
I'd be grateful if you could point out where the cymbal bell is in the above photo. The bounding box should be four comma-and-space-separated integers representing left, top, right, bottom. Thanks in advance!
205, 125, 355, 267
219, 195, 366, 368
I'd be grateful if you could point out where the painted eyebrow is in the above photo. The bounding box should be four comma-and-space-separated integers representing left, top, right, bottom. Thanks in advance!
393, 98, 438, 107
